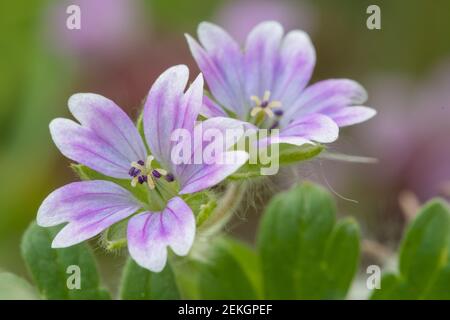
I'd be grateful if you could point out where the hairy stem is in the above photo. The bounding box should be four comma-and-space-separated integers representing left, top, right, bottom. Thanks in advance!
199, 182, 245, 234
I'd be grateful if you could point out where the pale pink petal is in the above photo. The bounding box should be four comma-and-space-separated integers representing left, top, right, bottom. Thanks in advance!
282, 79, 368, 126
244, 21, 284, 100
174, 117, 254, 187
50, 93, 147, 179
179, 151, 249, 194
186, 23, 246, 117
50, 119, 132, 178
325, 106, 377, 127
271, 30, 316, 105
281, 113, 339, 143
201, 95, 227, 118
143, 65, 203, 169
37, 180, 142, 248
127, 197, 195, 272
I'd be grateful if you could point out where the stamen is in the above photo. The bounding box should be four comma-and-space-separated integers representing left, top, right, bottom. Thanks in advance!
269, 120, 279, 130
138, 176, 146, 184
152, 170, 162, 178
128, 156, 174, 189
274, 109, 284, 117
249, 90, 282, 123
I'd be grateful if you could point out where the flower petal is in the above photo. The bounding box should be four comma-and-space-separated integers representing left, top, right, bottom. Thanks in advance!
179, 150, 249, 194
325, 106, 377, 127
127, 197, 195, 272
280, 113, 339, 144
174, 117, 254, 188
271, 30, 316, 105
37, 180, 142, 248
283, 79, 368, 126
244, 21, 284, 101
50, 118, 133, 178
201, 95, 227, 118
50, 94, 146, 178
186, 22, 246, 117
143, 65, 203, 169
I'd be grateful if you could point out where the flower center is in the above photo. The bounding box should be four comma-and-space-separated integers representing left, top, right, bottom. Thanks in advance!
250, 90, 283, 127
128, 156, 174, 189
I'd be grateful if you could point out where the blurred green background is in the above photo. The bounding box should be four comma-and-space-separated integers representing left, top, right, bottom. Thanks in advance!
1, 0, 450, 293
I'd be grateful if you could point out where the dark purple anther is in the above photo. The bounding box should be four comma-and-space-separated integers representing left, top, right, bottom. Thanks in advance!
137, 160, 145, 166
269, 121, 279, 130
129, 167, 141, 177
274, 109, 283, 117
152, 170, 162, 178
138, 175, 147, 184
261, 101, 269, 108
165, 173, 175, 182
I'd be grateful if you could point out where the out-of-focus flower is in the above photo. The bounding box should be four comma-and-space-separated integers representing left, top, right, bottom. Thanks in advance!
360, 62, 450, 201
215, 0, 316, 42
186, 21, 376, 149
37, 65, 248, 272
43, 0, 146, 59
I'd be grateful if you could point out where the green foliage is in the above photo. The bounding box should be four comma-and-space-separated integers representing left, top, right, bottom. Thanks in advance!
197, 237, 261, 299
120, 258, 180, 300
101, 219, 128, 251
0, 272, 39, 300
372, 199, 450, 299
258, 182, 360, 299
21, 221, 110, 300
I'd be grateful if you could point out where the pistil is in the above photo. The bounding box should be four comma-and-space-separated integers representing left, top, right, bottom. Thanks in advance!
250, 90, 282, 126
128, 155, 171, 189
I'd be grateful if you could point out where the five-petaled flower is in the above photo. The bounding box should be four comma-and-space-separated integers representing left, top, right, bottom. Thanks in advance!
186, 21, 376, 147
37, 65, 248, 272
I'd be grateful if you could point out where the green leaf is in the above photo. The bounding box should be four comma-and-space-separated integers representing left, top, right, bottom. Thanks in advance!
21, 221, 111, 300
0, 272, 39, 300
371, 199, 450, 300
101, 219, 128, 251
258, 182, 360, 299
182, 191, 217, 226
278, 143, 324, 165
120, 258, 180, 300
198, 237, 260, 299
322, 218, 361, 298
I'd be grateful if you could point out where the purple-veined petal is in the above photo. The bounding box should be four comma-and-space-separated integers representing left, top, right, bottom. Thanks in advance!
50, 119, 132, 178
325, 106, 377, 127
275, 113, 339, 147
186, 23, 246, 117
143, 65, 203, 170
37, 180, 142, 248
50, 94, 147, 179
179, 150, 249, 194
173, 117, 254, 185
271, 30, 316, 105
127, 197, 195, 272
201, 95, 227, 118
259, 136, 314, 149
244, 21, 284, 101
283, 79, 368, 126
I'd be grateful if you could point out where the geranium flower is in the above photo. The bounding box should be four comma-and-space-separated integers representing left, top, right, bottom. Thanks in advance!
186, 21, 376, 147
37, 65, 248, 272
